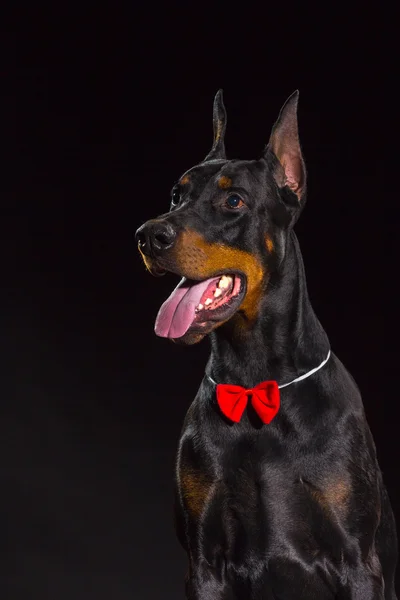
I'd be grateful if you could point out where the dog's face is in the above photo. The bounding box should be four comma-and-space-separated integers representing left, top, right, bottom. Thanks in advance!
136, 91, 306, 344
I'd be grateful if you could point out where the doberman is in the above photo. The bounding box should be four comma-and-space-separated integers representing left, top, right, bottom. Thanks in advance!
135, 91, 398, 599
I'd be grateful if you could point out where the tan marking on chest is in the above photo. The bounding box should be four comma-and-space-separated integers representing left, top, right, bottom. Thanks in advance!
306, 476, 350, 515
324, 479, 350, 507
180, 468, 213, 518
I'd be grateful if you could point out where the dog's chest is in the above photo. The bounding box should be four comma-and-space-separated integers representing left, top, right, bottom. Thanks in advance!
179, 432, 296, 528
177, 424, 350, 568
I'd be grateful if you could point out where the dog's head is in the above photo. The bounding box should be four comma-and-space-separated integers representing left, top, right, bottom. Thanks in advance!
136, 91, 307, 344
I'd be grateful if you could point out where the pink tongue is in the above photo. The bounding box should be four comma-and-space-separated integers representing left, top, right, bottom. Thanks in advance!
155, 277, 218, 339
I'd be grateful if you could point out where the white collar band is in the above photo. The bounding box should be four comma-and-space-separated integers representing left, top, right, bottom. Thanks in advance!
207, 350, 331, 389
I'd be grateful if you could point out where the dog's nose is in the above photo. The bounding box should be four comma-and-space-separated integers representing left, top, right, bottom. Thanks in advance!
135, 220, 177, 257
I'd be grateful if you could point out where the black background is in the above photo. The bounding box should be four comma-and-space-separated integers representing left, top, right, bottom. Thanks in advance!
2, 4, 399, 599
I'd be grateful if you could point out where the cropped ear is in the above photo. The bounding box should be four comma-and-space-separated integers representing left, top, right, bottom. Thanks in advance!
265, 90, 306, 202
204, 89, 227, 161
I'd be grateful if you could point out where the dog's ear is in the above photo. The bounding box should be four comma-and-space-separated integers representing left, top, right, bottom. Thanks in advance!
265, 90, 306, 202
204, 89, 227, 161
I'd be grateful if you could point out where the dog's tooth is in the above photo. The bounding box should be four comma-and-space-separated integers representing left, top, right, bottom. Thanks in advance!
205, 298, 213, 306
197, 303, 203, 311
214, 288, 222, 297
218, 275, 231, 289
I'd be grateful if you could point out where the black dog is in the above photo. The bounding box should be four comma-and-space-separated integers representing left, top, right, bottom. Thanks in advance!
136, 91, 398, 599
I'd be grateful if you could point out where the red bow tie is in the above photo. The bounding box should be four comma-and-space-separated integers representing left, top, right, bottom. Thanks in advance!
216, 381, 280, 424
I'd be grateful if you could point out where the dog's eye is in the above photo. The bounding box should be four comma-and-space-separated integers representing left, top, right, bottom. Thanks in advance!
225, 194, 244, 209
171, 188, 181, 207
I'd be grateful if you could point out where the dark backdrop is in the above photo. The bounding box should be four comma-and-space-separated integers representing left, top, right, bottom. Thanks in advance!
2, 5, 398, 599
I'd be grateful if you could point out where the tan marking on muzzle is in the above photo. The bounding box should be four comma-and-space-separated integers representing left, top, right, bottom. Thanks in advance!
138, 246, 153, 273
173, 229, 265, 322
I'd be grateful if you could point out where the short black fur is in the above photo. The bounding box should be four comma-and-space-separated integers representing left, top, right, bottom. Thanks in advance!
135, 91, 398, 599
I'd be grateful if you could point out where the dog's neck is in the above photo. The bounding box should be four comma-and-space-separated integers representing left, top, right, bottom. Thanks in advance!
206, 231, 330, 388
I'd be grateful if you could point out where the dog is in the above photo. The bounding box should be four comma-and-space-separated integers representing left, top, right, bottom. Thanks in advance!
135, 91, 398, 599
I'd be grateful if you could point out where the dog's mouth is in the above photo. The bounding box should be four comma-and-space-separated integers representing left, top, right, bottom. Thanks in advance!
154, 273, 246, 339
